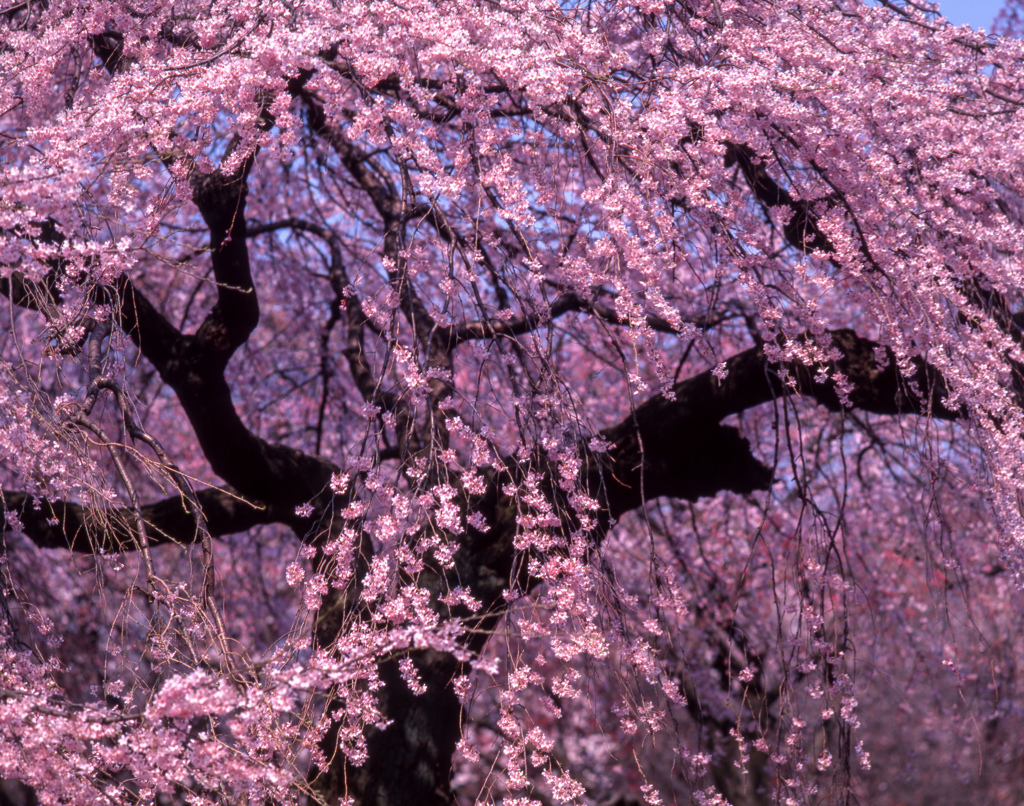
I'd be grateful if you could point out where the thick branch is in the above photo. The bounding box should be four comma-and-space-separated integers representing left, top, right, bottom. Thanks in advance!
725, 142, 834, 254
116, 271, 333, 507
189, 167, 260, 371
1, 218, 67, 317
0, 272, 62, 323
112, 171, 337, 508
595, 328, 958, 517
1, 487, 283, 553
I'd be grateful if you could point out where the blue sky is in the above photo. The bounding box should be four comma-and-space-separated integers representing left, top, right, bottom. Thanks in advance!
936, 0, 1005, 28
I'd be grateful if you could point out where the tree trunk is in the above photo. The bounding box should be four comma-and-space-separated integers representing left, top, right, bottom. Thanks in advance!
313, 651, 464, 806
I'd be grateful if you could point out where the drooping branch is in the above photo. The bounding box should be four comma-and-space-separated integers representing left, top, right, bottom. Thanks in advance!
317, 327, 960, 806
447, 290, 736, 344
312, 649, 465, 806
297, 90, 456, 448
246, 217, 421, 457
451, 329, 958, 621
0, 271, 63, 318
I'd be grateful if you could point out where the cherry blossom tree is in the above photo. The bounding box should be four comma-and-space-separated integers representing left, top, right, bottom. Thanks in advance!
2, 0, 1024, 804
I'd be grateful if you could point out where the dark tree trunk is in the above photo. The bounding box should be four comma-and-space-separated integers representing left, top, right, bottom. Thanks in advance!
313, 652, 464, 806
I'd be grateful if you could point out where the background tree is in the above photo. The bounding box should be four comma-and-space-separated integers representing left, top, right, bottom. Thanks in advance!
2, 0, 1024, 804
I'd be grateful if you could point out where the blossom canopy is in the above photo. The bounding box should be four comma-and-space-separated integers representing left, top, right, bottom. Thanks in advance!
2, 1, 1024, 805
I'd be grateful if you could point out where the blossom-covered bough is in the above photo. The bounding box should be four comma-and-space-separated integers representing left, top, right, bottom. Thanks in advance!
2, 0, 1024, 804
